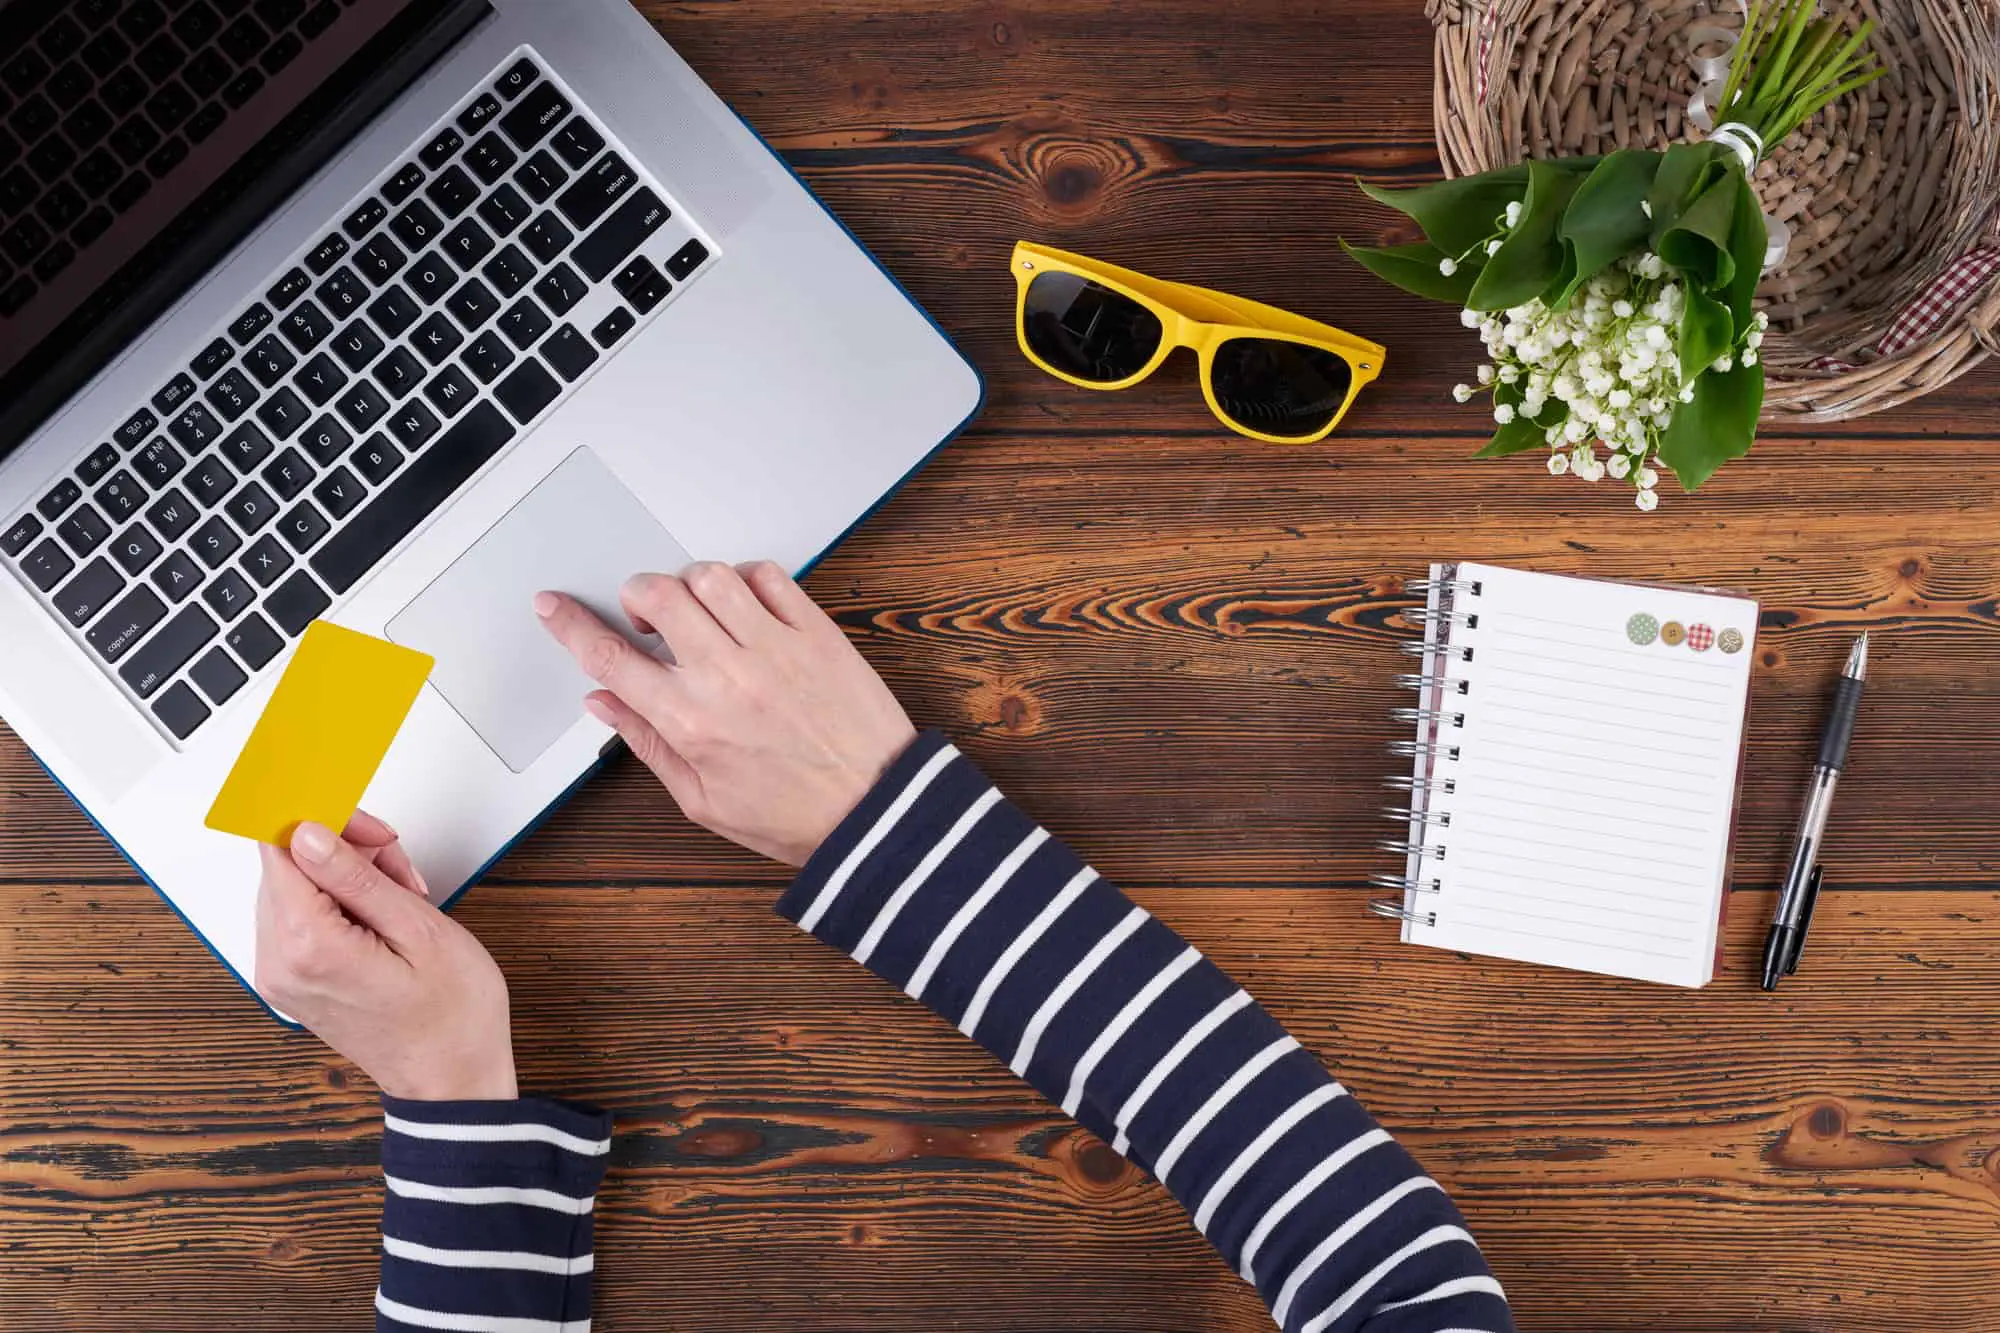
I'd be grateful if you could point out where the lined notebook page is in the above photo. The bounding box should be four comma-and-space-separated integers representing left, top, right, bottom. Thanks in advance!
1402, 562, 1757, 987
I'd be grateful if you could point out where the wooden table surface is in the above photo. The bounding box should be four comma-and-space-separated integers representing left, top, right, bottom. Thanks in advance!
7, 2, 2000, 1329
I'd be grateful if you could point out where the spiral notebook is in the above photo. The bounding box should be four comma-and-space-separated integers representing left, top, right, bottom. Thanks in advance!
1374, 562, 1759, 988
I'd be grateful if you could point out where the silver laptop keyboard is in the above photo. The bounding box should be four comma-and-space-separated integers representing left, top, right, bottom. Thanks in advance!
0, 47, 715, 746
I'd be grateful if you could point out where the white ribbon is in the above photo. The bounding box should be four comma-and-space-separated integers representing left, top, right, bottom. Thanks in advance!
1684, 21, 1789, 272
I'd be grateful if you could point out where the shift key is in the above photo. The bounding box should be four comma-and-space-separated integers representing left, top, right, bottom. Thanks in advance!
573, 188, 668, 282
119, 605, 219, 698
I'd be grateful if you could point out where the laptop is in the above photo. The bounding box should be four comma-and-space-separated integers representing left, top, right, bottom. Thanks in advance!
0, 0, 983, 1011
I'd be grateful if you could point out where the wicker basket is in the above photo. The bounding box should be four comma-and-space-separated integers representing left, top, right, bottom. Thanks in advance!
1427, 0, 2000, 420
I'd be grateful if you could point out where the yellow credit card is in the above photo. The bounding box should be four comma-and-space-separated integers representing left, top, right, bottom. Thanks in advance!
205, 621, 433, 845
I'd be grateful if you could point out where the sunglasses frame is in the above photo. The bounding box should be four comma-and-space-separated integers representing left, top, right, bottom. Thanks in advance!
1011, 240, 1387, 444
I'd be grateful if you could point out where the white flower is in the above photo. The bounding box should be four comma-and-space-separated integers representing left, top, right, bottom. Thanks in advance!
1547, 452, 1570, 475
1440, 257, 1459, 277
1742, 350, 1759, 367
1564, 418, 1590, 442
1522, 392, 1547, 416
1452, 383, 1475, 403
1487, 239, 1504, 256
1586, 373, 1616, 397
1712, 354, 1733, 372
1613, 300, 1636, 319
1636, 488, 1660, 512
1494, 403, 1516, 424
1746, 329, 1765, 349
1460, 308, 1483, 329
1755, 310, 1771, 330
1639, 466, 1660, 488
1637, 253, 1665, 279
1477, 363, 1495, 385
1646, 325, 1670, 350
1505, 201, 1523, 227
1608, 388, 1633, 409
1607, 452, 1632, 478
1678, 385, 1697, 403
1640, 200, 1654, 218
1498, 364, 1521, 383
1545, 425, 1564, 444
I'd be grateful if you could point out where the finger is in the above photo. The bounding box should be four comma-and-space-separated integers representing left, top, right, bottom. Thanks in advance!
342, 809, 398, 849
678, 561, 780, 645
289, 822, 437, 954
585, 690, 708, 815
736, 559, 829, 633
341, 810, 427, 898
255, 842, 370, 998
536, 590, 680, 706
620, 572, 735, 662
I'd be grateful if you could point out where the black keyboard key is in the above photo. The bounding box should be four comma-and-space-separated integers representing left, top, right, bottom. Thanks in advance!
385, 399, 438, 450
667, 237, 709, 281
280, 298, 334, 352
371, 344, 424, 398
110, 523, 162, 575
255, 385, 308, 438
32, 239, 76, 283
39, 477, 83, 520
261, 446, 312, 501
541, 323, 597, 383
227, 611, 283, 668
183, 50, 230, 101
185, 456, 235, 507
276, 498, 327, 553
337, 379, 389, 432
240, 532, 289, 585
520, 210, 571, 263
495, 58, 538, 101
63, 100, 115, 152
457, 92, 501, 136
36, 180, 84, 235
173, 3, 223, 51
460, 329, 513, 384
33, 138, 81, 187
189, 513, 241, 568
627, 266, 670, 313
499, 79, 569, 151
58, 503, 113, 555
151, 679, 210, 737
73, 203, 115, 248
442, 217, 493, 269
3, 48, 52, 96
404, 251, 455, 304
107, 112, 158, 164
418, 127, 461, 171
294, 350, 346, 406
382, 161, 424, 205
145, 82, 196, 134
150, 548, 202, 603
353, 232, 407, 285
192, 336, 234, 380
423, 364, 475, 418
465, 131, 515, 185
388, 198, 440, 251
225, 480, 277, 533
217, 13, 266, 64
312, 465, 363, 518
49, 63, 94, 116
552, 116, 603, 171
304, 232, 347, 276
411, 311, 461, 365
259, 31, 302, 75
77, 443, 121, 485
55, 557, 124, 627
87, 584, 167, 662
3, 513, 43, 559
298, 413, 351, 466
41, 15, 87, 62
190, 646, 245, 704
166, 403, 222, 452
76, 149, 122, 198
183, 100, 225, 145
267, 264, 311, 310
297, 0, 338, 41
475, 182, 528, 236
220, 420, 275, 473
366, 284, 420, 338
20, 538, 74, 591
555, 152, 635, 231
444, 276, 498, 330
425, 163, 476, 218
511, 149, 565, 204
613, 258, 657, 299
330, 319, 385, 372
135, 436, 185, 487
245, 331, 296, 386
533, 260, 586, 315
493, 357, 559, 425
497, 295, 550, 350
222, 68, 264, 109
203, 366, 256, 421
264, 569, 328, 636
313, 402, 512, 593
4, 215, 52, 267
202, 567, 255, 620
316, 266, 368, 319
145, 486, 198, 541
121, 604, 217, 696
102, 69, 147, 118
349, 433, 400, 484
482, 243, 534, 296
95, 471, 146, 521
81, 30, 131, 82
229, 302, 273, 345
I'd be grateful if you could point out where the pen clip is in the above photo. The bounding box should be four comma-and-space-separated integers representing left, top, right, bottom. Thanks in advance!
1787, 864, 1825, 976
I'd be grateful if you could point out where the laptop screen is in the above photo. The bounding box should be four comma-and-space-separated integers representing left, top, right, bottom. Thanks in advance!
0, 0, 476, 462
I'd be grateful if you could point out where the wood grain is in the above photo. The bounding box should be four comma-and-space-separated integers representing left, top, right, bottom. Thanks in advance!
6, 1, 2000, 1329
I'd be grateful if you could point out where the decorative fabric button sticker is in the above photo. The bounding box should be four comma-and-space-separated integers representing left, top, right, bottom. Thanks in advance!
1627, 613, 1660, 646
1660, 621, 1687, 647
1718, 628, 1745, 654
1687, 624, 1715, 652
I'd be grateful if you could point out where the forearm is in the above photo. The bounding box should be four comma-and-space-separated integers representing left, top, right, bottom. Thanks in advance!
779, 731, 1513, 1333
376, 1096, 611, 1332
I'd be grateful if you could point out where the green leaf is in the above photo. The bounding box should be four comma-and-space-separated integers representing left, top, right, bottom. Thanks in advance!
1554, 150, 1662, 304
1357, 166, 1530, 257
1474, 415, 1546, 457
1657, 167, 1750, 291
1678, 287, 1733, 386
1647, 142, 1728, 245
1468, 160, 1583, 311
1723, 173, 1768, 329
1657, 361, 1766, 490
1339, 239, 1478, 304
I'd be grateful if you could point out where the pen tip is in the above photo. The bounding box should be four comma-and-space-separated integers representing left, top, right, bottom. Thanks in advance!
1847, 633, 1869, 679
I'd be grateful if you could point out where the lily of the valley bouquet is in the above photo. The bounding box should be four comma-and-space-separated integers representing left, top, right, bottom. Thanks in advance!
1345, 0, 1882, 509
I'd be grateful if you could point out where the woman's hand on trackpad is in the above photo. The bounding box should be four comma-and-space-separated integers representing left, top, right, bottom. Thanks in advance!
534, 561, 917, 867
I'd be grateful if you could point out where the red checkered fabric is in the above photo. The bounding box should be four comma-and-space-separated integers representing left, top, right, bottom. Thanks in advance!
1686, 623, 1715, 652
1803, 248, 2000, 374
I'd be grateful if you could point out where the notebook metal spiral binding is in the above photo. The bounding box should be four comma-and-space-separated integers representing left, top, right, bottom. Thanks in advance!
1369, 574, 1485, 928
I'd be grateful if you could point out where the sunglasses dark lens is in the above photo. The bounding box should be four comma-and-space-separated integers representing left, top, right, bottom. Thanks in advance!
1022, 271, 1165, 383
1210, 338, 1354, 439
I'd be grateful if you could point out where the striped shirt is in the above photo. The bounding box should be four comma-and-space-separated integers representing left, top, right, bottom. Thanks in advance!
376, 731, 1514, 1332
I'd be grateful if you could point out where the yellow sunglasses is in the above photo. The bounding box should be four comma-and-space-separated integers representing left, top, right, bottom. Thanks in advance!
1011, 241, 1386, 444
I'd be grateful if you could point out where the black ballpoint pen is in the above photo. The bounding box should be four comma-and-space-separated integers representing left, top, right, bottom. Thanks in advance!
1761, 633, 1869, 990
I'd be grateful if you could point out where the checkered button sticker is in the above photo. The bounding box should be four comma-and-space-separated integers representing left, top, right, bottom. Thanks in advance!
1687, 624, 1715, 652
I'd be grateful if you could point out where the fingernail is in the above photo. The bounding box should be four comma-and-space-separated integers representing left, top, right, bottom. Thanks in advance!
533, 591, 559, 618
413, 870, 431, 899
292, 821, 336, 862
584, 695, 616, 726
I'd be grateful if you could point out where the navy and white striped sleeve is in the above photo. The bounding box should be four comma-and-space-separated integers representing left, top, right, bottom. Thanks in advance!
778, 731, 1515, 1333
374, 1096, 612, 1332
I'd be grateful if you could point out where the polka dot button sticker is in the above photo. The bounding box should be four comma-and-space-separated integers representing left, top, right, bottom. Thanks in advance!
1660, 621, 1686, 647
1687, 623, 1715, 652
1718, 628, 1746, 654
1626, 613, 1660, 646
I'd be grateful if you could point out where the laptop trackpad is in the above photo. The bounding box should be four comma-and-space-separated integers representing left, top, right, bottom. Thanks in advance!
387, 448, 692, 773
